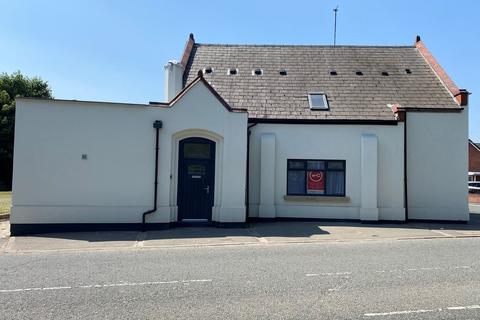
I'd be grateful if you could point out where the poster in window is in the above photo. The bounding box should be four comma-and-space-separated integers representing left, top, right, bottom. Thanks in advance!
307, 171, 325, 194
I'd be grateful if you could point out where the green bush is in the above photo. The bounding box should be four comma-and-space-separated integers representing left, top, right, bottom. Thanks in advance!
0, 72, 53, 190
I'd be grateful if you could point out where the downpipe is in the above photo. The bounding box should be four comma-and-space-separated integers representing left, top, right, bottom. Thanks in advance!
245, 123, 258, 220
142, 120, 163, 232
403, 113, 409, 221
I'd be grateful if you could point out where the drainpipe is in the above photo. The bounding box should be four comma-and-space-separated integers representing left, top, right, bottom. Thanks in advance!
403, 113, 409, 221
245, 123, 258, 220
142, 120, 163, 232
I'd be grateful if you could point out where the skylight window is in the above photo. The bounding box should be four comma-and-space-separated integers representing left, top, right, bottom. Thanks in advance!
405, 68, 412, 74
203, 67, 214, 74
308, 93, 329, 110
356, 71, 363, 76
330, 70, 338, 76
381, 71, 389, 76
253, 68, 263, 76
228, 68, 238, 75
279, 69, 288, 76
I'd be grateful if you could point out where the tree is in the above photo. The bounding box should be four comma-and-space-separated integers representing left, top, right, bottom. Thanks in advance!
0, 71, 53, 190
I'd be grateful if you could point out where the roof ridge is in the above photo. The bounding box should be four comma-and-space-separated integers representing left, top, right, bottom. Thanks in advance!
469, 139, 480, 152
414, 37, 467, 106
195, 43, 415, 48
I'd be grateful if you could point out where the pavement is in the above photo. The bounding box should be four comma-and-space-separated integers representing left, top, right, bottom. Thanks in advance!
1, 204, 480, 253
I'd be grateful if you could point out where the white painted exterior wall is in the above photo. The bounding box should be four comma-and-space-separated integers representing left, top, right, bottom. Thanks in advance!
407, 110, 469, 221
12, 80, 248, 225
12, 81, 469, 228
248, 123, 406, 221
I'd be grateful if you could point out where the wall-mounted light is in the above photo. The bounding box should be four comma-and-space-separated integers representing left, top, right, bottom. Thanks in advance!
153, 120, 163, 129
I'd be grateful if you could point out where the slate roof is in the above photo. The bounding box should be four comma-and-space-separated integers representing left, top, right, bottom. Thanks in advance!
183, 43, 460, 121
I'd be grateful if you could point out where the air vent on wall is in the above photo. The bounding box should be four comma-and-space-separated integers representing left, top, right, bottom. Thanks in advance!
253, 69, 263, 76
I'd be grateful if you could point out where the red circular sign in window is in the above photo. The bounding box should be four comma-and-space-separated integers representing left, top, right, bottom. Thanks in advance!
307, 171, 324, 194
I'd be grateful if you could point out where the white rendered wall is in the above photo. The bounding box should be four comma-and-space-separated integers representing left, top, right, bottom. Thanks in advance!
12, 81, 247, 224
360, 134, 379, 221
248, 123, 405, 221
407, 110, 469, 221
258, 133, 276, 218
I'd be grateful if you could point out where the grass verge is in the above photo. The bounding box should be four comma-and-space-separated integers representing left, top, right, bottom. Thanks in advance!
0, 191, 12, 219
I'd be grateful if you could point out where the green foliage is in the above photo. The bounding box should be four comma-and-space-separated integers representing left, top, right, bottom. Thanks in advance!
0, 71, 53, 190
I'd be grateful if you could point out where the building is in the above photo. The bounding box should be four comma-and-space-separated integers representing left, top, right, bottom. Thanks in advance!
469, 139, 480, 182
10, 35, 470, 235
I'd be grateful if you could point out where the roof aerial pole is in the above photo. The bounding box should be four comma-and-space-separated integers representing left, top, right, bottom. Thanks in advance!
333, 5, 339, 46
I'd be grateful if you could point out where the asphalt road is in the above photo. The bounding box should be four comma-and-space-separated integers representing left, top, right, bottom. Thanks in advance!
0, 237, 479, 319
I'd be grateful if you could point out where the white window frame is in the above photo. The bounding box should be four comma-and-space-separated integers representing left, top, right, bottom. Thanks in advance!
308, 92, 329, 110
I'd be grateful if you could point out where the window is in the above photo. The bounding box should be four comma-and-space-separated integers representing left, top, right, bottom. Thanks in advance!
329, 70, 338, 76
252, 68, 263, 76
356, 71, 363, 76
287, 159, 345, 196
228, 68, 238, 75
308, 93, 329, 110
279, 69, 288, 76
381, 71, 389, 76
183, 143, 211, 159
405, 68, 412, 74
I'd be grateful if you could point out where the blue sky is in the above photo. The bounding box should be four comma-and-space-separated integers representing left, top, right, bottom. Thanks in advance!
1, 0, 479, 139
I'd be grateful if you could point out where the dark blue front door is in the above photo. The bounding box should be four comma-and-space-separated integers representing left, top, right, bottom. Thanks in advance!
177, 138, 215, 221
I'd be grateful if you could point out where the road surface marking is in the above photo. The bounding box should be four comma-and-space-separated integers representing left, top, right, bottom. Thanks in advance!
406, 267, 442, 271
375, 265, 474, 274
0, 286, 72, 293
446, 305, 480, 310
306, 272, 351, 277
0, 279, 212, 294
305, 272, 352, 292
308, 265, 475, 278
365, 309, 435, 316
376, 267, 442, 273
365, 305, 480, 317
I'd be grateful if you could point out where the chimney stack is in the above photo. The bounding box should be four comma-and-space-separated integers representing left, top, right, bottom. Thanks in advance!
164, 61, 184, 102
455, 89, 469, 106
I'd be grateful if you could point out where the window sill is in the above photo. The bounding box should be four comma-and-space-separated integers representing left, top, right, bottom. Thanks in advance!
283, 195, 350, 203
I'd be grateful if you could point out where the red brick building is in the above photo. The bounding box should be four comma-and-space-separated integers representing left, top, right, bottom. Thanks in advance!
469, 139, 480, 181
